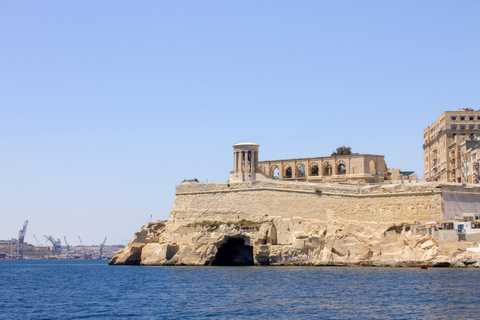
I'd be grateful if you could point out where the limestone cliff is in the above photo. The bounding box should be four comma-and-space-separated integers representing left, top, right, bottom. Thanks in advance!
109, 180, 480, 267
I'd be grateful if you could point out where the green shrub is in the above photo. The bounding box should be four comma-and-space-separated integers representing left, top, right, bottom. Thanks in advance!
198, 220, 224, 230
315, 189, 322, 194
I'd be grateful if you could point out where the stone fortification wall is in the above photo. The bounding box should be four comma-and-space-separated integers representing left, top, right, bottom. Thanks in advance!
176, 180, 438, 195
173, 181, 442, 228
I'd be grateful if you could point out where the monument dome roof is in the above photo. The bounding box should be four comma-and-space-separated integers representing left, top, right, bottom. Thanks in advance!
233, 142, 259, 147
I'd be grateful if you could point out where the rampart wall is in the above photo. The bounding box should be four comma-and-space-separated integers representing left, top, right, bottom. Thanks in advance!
172, 180, 443, 226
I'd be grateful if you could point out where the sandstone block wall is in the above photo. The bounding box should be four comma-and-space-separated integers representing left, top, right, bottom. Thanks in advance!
171, 180, 443, 246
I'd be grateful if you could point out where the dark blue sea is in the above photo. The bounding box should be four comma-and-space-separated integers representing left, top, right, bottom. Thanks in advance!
1, 260, 479, 319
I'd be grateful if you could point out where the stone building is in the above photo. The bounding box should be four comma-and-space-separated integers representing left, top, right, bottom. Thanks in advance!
453, 139, 480, 184
472, 148, 480, 184
229, 142, 386, 183
423, 108, 480, 182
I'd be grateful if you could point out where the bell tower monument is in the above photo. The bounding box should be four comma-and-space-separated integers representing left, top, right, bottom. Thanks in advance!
229, 142, 260, 182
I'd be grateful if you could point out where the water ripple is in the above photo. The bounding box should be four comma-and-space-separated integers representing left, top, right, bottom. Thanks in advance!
1, 261, 479, 319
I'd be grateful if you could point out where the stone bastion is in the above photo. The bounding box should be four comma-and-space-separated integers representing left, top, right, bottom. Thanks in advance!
109, 179, 480, 267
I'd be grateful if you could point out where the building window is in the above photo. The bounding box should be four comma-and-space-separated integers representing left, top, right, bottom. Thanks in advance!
452, 116, 457, 120
470, 125, 475, 130
461, 125, 466, 130
470, 117, 475, 121
461, 117, 466, 120
478, 124, 480, 129
452, 125, 457, 130
477, 116, 480, 120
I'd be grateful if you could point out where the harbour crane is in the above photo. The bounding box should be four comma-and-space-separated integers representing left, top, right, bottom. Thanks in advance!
64, 236, 71, 251
33, 234, 42, 246
17, 220, 28, 259
78, 236, 89, 259
44, 235, 62, 252
99, 237, 107, 258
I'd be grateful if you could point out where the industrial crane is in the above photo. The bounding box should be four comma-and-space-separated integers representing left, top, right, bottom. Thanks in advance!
44, 235, 62, 252
99, 237, 107, 258
17, 220, 28, 259
78, 236, 89, 259
33, 234, 42, 246
64, 236, 71, 251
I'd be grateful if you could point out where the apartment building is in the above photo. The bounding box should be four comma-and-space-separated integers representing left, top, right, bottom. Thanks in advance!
423, 108, 480, 182
472, 148, 480, 184
458, 139, 480, 184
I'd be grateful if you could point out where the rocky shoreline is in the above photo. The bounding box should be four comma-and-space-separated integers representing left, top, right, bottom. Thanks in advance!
109, 220, 480, 268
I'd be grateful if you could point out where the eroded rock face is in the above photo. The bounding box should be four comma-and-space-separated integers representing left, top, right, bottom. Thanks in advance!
109, 219, 480, 267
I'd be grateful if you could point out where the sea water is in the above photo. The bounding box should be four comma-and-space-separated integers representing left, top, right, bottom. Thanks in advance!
1, 260, 479, 319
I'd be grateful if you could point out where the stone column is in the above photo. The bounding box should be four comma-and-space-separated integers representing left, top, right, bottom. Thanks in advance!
234, 151, 237, 173
239, 151, 242, 173
237, 151, 242, 173
251, 151, 255, 173
240, 152, 244, 173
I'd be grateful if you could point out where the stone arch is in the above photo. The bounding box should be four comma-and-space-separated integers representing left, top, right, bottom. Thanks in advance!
258, 165, 266, 174
270, 165, 279, 179
284, 165, 293, 179
296, 163, 306, 178
309, 162, 319, 176
369, 160, 376, 174
273, 168, 279, 179
337, 161, 346, 175
323, 162, 332, 176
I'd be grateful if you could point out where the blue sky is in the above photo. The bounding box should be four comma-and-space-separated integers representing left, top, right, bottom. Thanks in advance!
1, 1, 479, 245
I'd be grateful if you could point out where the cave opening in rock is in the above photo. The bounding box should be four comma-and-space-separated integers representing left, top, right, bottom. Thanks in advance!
211, 238, 254, 266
